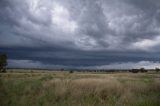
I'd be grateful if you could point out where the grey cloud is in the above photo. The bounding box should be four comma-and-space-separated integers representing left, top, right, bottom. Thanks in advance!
1, 0, 160, 68
8, 59, 160, 69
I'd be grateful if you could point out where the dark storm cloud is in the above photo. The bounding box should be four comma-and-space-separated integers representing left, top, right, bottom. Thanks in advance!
1, 0, 160, 69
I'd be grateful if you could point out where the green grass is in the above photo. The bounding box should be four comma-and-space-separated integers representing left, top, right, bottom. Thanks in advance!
0, 70, 160, 106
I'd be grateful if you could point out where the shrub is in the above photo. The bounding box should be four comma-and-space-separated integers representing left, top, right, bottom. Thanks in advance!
129, 69, 139, 73
69, 70, 74, 73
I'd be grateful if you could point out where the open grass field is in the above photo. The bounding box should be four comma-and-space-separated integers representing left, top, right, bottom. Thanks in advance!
0, 69, 160, 106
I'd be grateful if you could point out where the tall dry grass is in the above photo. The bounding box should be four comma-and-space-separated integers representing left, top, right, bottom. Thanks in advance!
0, 71, 160, 106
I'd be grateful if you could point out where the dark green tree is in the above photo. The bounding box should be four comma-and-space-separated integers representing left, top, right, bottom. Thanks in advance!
155, 68, 160, 72
0, 53, 7, 72
140, 68, 147, 73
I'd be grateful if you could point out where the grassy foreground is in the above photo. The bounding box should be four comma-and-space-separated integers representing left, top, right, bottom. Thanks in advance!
0, 70, 160, 106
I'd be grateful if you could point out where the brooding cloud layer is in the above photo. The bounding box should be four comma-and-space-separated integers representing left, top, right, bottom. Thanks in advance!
0, 0, 160, 69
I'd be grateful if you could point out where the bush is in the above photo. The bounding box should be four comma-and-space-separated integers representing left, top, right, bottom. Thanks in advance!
69, 70, 74, 73
129, 69, 139, 73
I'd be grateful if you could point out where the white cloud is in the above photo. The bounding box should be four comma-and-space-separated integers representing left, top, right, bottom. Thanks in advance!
131, 36, 160, 51
86, 61, 160, 69
51, 3, 78, 33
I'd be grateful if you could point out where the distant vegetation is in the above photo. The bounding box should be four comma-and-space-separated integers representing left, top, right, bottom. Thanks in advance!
64, 68, 159, 73
0, 53, 7, 73
155, 68, 160, 72
129, 68, 147, 73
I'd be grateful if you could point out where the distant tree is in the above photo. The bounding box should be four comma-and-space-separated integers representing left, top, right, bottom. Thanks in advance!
0, 53, 7, 73
155, 68, 160, 72
69, 70, 74, 73
129, 69, 139, 73
140, 68, 147, 73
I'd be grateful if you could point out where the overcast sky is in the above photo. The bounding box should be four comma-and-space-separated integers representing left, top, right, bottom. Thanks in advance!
1, 0, 160, 69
